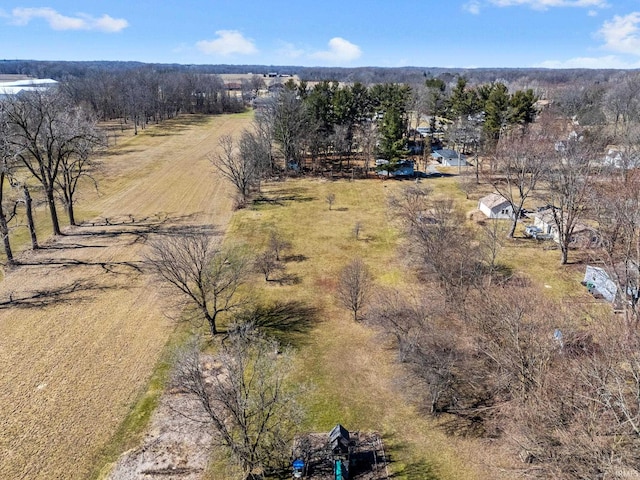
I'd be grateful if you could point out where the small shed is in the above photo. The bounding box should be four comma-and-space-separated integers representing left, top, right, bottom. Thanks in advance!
583, 266, 618, 303
478, 193, 513, 219
330, 424, 350, 455
431, 149, 467, 167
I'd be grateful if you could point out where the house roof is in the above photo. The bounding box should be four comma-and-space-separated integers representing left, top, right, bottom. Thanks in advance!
532, 208, 556, 225
479, 193, 510, 210
432, 149, 464, 160
532, 208, 595, 234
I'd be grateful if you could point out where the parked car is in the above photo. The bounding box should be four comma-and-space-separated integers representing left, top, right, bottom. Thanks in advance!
524, 225, 553, 240
524, 225, 542, 238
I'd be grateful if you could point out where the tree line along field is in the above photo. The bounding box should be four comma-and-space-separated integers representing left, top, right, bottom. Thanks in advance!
0, 113, 245, 480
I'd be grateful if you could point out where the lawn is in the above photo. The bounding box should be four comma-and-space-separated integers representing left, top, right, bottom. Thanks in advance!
0, 109, 597, 480
223, 176, 502, 480
219, 166, 598, 479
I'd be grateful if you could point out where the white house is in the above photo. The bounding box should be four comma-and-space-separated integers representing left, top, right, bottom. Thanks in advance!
531, 208, 600, 247
478, 193, 514, 219
601, 147, 640, 169
431, 149, 468, 167
532, 209, 558, 241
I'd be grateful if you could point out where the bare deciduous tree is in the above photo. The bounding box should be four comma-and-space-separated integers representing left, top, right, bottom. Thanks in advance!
335, 257, 373, 321
325, 192, 336, 211
0, 109, 18, 265
366, 287, 464, 414
488, 122, 550, 237
390, 185, 483, 302
4, 90, 103, 234
544, 126, 602, 264
172, 328, 303, 480
254, 251, 283, 282
593, 168, 640, 329
145, 231, 251, 336
272, 89, 307, 171
54, 111, 105, 226
211, 134, 262, 207
268, 229, 291, 262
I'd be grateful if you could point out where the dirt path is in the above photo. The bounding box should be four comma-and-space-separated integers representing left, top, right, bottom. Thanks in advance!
0, 114, 250, 480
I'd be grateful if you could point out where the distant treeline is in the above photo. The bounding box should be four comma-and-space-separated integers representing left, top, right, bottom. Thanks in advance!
0, 59, 634, 86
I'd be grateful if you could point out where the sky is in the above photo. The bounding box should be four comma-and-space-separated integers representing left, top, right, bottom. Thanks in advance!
2, 1, 640, 69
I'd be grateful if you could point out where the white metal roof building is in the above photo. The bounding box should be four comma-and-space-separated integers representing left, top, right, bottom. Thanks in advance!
0, 78, 58, 97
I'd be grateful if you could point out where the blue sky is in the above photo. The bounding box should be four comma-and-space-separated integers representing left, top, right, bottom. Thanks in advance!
1, 1, 640, 68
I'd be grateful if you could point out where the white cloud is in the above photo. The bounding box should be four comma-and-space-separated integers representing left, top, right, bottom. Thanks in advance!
9, 7, 128, 32
598, 12, 640, 55
196, 30, 258, 56
463, 1, 482, 14
311, 37, 362, 63
536, 55, 640, 68
489, 0, 608, 9
275, 41, 304, 59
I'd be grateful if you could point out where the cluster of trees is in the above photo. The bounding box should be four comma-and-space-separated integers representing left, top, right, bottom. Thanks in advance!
172, 327, 302, 480
62, 67, 246, 134
210, 75, 540, 204
276, 77, 539, 175
361, 184, 640, 478
146, 230, 315, 479
0, 89, 105, 264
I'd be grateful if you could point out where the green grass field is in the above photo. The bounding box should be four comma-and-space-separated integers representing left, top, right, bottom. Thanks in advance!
224, 177, 495, 480
216, 165, 599, 479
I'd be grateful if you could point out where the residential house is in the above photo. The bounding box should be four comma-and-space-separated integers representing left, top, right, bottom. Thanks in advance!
478, 193, 514, 219
530, 208, 600, 247
431, 149, 467, 167
376, 159, 414, 177
601, 147, 640, 169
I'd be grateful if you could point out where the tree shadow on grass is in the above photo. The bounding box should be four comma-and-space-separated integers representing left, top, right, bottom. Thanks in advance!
252, 187, 316, 207
41, 214, 221, 250
15, 257, 144, 275
270, 272, 302, 286
282, 254, 307, 263
0, 278, 121, 309
234, 300, 320, 347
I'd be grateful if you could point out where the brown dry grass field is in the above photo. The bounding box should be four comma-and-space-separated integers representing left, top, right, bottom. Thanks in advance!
0, 113, 251, 480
